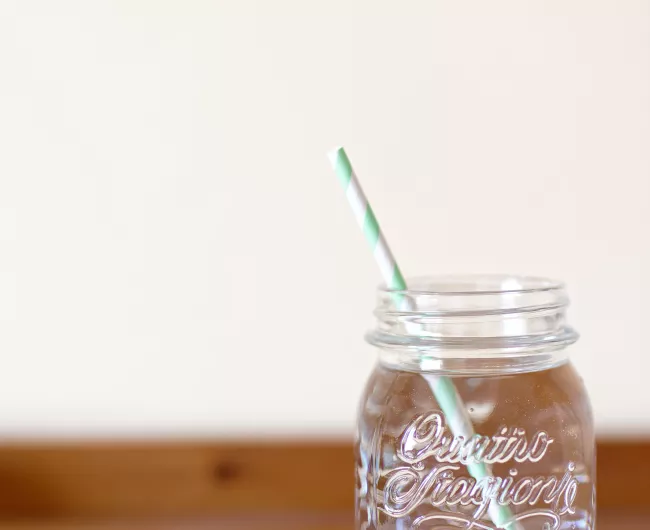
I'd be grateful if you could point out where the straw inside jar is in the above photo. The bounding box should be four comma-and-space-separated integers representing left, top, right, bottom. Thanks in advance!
328, 146, 517, 529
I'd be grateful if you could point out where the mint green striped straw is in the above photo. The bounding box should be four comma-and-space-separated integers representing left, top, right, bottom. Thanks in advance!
328, 147, 516, 529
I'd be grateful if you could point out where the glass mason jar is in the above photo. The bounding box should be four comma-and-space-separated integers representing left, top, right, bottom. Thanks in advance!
356, 275, 595, 530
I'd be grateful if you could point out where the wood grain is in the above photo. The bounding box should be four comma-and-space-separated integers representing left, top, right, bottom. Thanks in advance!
0, 516, 352, 530
0, 442, 353, 518
597, 440, 650, 510
0, 440, 646, 521
0, 512, 648, 530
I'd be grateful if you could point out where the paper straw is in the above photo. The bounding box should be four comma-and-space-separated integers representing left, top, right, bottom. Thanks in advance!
328, 147, 516, 529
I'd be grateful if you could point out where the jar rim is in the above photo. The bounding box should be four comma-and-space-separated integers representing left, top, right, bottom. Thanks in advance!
370, 273, 577, 359
380, 274, 565, 297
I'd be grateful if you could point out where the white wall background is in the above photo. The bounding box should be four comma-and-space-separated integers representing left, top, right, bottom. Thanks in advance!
0, 0, 648, 438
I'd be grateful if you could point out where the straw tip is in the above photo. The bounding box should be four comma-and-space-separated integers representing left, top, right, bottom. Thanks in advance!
327, 146, 345, 166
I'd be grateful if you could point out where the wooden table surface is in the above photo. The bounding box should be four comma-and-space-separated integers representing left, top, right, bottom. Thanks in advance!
1, 441, 646, 529
0, 511, 646, 529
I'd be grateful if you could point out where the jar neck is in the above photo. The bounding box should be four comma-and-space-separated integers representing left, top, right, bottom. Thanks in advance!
366, 274, 579, 374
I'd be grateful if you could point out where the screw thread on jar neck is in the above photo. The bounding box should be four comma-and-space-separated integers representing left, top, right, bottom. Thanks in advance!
366, 275, 579, 374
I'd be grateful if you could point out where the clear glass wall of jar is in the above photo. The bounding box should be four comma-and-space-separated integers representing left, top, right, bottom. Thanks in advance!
356, 275, 595, 530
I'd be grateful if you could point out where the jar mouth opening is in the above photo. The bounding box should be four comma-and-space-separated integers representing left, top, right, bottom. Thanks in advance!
380, 274, 564, 297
